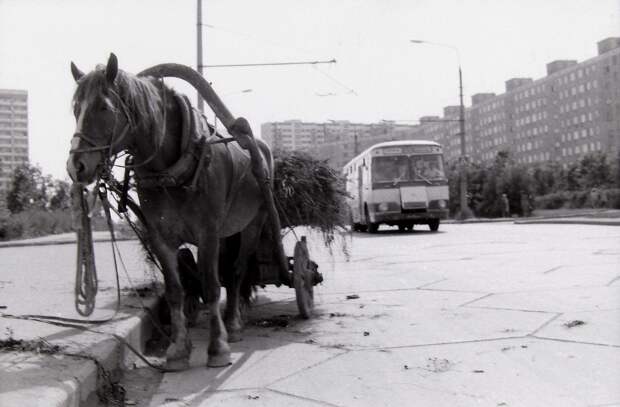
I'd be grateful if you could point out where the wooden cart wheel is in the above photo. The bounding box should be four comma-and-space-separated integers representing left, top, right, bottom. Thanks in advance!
293, 237, 314, 319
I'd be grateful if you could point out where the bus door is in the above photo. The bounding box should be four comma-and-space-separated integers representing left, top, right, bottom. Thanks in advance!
357, 164, 364, 220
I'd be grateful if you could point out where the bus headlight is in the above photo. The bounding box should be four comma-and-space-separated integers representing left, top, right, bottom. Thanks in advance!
378, 202, 389, 212
438, 200, 446, 209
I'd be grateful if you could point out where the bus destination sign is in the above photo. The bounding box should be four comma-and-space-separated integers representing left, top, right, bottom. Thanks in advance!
373, 145, 442, 155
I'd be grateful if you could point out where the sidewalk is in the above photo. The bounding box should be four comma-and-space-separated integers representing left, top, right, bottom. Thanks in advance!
0, 231, 136, 249
0, 239, 163, 407
444, 208, 620, 226
515, 208, 620, 226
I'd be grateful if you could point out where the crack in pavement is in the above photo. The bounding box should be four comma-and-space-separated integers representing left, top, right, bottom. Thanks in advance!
542, 265, 564, 274
528, 313, 563, 336
458, 293, 494, 307
265, 350, 350, 389
265, 388, 344, 407
529, 335, 620, 348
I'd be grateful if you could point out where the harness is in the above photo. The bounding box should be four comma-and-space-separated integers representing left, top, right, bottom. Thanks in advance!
134, 94, 211, 189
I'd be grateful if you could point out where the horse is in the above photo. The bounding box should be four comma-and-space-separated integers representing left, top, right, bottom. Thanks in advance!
66, 53, 273, 369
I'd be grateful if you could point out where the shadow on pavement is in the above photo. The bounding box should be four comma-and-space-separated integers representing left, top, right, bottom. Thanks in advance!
351, 229, 446, 238
146, 297, 314, 406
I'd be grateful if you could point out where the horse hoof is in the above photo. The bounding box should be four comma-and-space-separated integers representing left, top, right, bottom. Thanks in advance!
165, 357, 190, 371
207, 352, 232, 368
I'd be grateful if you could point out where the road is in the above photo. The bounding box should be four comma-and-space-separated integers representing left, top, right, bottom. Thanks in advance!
120, 222, 620, 407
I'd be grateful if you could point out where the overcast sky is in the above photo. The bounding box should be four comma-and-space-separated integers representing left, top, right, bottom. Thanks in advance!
0, 0, 618, 180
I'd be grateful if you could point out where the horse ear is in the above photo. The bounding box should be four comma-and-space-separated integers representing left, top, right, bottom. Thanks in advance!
105, 53, 118, 84
70, 62, 84, 82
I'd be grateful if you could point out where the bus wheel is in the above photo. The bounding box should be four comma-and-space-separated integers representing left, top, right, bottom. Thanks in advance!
364, 206, 378, 233
429, 219, 440, 232
398, 224, 407, 232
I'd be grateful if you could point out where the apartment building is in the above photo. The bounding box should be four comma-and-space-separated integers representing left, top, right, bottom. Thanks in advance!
261, 120, 422, 169
261, 37, 620, 170
0, 89, 29, 194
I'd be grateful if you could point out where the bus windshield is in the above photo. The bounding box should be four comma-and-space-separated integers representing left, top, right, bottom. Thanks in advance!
372, 154, 445, 183
410, 154, 445, 180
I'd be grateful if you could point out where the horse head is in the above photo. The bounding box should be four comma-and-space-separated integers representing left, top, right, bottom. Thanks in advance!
67, 53, 136, 184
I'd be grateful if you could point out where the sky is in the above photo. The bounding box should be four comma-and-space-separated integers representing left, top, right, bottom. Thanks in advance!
0, 0, 619, 180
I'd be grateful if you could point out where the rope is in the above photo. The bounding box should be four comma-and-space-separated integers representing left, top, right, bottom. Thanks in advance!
74, 184, 98, 316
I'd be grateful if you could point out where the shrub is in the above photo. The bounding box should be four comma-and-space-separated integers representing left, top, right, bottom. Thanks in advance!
0, 216, 24, 240
0, 209, 74, 241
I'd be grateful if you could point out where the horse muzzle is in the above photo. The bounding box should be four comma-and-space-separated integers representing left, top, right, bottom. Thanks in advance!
67, 151, 102, 184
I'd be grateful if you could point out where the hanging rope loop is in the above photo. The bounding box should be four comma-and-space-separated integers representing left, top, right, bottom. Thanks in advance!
73, 183, 98, 316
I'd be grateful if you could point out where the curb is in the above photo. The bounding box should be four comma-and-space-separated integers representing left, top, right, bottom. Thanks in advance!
514, 218, 620, 226
0, 293, 163, 407
0, 236, 137, 249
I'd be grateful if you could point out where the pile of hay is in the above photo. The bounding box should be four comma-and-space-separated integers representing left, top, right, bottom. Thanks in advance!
272, 149, 349, 246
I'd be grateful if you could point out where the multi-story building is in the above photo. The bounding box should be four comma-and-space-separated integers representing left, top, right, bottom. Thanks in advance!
0, 89, 29, 195
261, 120, 422, 169
432, 37, 620, 167
262, 37, 620, 170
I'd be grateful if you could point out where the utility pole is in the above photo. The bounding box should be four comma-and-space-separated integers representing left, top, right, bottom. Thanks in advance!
458, 66, 469, 219
196, 0, 204, 113
410, 39, 471, 219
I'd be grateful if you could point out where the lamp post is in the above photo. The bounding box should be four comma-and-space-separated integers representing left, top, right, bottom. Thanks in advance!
410, 40, 471, 219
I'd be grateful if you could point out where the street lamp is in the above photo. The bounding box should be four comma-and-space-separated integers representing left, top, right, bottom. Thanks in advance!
410, 40, 471, 219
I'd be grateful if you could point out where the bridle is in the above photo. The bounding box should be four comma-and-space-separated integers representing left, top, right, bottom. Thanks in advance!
69, 82, 167, 175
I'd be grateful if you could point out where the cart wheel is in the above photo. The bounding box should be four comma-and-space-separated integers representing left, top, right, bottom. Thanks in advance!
293, 237, 314, 319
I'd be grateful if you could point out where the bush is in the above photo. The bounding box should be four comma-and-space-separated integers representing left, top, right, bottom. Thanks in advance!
0, 209, 74, 241
533, 188, 620, 210
0, 216, 24, 240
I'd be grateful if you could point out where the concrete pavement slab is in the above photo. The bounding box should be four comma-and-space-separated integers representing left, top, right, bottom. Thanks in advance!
149, 327, 345, 406
247, 294, 553, 350
466, 286, 620, 313
425, 260, 619, 293
142, 223, 618, 406
269, 338, 620, 407
535, 309, 620, 346
0, 239, 163, 406
151, 388, 331, 407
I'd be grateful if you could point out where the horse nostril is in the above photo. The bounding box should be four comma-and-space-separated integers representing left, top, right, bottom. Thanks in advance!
74, 160, 85, 174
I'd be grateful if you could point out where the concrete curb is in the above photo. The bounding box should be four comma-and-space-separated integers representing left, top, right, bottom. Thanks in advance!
0, 293, 163, 407
514, 218, 620, 226
0, 235, 137, 249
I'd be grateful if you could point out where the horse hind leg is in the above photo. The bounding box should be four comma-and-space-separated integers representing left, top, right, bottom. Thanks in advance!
199, 234, 232, 367
150, 236, 192, 370
225, 217, 265, 342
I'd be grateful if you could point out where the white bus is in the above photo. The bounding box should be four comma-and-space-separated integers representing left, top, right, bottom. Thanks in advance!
343, 140, 449, 232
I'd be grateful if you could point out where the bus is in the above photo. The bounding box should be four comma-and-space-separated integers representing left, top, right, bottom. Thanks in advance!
343, 140, 449, 232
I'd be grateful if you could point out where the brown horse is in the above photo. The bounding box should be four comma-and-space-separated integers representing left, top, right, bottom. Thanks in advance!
67, 53, 272, 369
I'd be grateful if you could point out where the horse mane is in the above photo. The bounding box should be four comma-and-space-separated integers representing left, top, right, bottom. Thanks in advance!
72, 65, 169, 136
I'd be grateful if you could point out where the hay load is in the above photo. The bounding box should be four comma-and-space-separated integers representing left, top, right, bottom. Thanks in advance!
272, 149, 349, 245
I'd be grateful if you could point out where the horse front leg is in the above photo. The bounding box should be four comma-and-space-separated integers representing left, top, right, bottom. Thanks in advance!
149, 234, 192, 370
199, 234, 232, 367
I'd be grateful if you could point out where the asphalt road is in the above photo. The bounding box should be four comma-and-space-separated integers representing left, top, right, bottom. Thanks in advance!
121, 222, 620, 407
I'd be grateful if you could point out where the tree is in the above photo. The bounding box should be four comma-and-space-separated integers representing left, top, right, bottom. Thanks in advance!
6, 163, 48, 213
49, 180, 71, 210
577, 152, 612, 189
